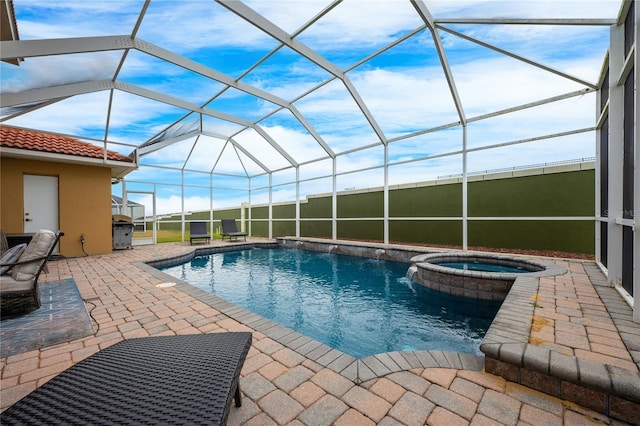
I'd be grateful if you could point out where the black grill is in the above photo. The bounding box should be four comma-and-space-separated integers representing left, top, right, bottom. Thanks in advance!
112, 215, 134, 250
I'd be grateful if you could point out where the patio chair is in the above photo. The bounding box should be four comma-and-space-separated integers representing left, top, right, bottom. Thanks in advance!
0, 229, 8, 254
0, 230, 64, 316
189, 221, 210, 245
221, 219, 247, 242
1, 332, 253, 425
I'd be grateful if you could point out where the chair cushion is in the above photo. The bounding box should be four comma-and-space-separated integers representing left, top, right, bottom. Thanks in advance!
11, 230, 56, 281
0, 274, 36, 293
0, 243, 27, 275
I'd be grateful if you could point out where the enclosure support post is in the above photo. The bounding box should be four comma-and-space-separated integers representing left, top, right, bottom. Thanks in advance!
296, 167, 300, 238
268, 173, 273, 240
462, 124, 468, 251
209, 174, 214, 236
384, 144, 389, 245
152, 184, 157, 245
180, 170, 185, 243
121, 179, 127, 216
332, 158, 337, 240
248, 177, 252, 237
631, 3, 639, 323
607, 22, 625, 291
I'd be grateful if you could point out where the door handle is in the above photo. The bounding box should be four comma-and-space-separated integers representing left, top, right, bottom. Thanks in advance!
25, 218, 33, 222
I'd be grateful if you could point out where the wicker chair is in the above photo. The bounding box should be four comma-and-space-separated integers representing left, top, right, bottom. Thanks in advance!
1, 333, 253, 425
0, 229, 8, 255
0, 230, 64, 316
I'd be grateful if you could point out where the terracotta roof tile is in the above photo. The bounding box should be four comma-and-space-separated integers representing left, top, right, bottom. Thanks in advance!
0, 126, 134, 163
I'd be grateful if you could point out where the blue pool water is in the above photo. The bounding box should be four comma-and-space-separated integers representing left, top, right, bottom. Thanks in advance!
435, 261, 532, 273
159, 248, 501, 358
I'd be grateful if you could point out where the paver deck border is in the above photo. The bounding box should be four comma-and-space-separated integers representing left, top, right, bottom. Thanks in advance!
480, 267, 640, 422
138, 238, 639, 424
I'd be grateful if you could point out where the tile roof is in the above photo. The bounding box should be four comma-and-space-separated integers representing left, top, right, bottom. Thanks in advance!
0, 126, 134, 163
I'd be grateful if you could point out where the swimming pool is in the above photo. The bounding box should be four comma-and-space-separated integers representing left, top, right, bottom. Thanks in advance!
434, 261, 531, 273
159, 248, 501, 358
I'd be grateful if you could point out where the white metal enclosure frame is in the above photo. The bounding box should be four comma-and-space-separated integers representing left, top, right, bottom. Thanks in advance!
0, 1, 636, 317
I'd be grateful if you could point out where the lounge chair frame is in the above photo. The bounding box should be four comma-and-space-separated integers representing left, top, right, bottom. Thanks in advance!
189, 221, 211, 245
221, 219, 247, 242
0, 230, 64, 316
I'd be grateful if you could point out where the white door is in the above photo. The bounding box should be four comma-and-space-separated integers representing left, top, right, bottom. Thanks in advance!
23, 175, 59, 233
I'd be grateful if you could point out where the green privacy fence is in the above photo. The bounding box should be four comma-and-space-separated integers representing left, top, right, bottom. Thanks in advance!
160, 166, 595, 255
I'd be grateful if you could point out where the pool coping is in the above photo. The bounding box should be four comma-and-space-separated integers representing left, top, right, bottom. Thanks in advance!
137, 240, 485, 384
137, 239, 639, 422
479, 268, 640, 420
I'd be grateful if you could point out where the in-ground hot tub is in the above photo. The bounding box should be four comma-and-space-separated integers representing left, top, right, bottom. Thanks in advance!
408, 253, 554, 301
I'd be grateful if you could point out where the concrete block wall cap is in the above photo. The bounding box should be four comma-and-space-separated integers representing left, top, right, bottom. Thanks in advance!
479, 342, 501, 358
355, 360, 377, 382
489, 321, 531, 339
523, 345, 551, 373
428, 350, 452, 368
413, 350, 440, 368
607, 365, 640, 402
339, 361, 359, 382
498, 343, 527, 366
484, 328, 530, 344
387, 351, 414, 370
577, 357, 613, 393
443, 351, 464, 369
459, 354, 485, 371
410, 254, 431, 262
549, 351, 579, 382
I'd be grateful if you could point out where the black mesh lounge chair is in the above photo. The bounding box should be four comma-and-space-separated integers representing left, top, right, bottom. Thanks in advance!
221, 219, 247, 242
0, 332, 253, 426
189, 221, 210, 245
0, 230, 64, 317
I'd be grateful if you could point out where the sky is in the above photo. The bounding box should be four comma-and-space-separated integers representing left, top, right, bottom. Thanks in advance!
0, 0, 622, 215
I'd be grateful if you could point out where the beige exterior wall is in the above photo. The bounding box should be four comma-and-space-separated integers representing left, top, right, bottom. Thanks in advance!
0, 157, 113, 257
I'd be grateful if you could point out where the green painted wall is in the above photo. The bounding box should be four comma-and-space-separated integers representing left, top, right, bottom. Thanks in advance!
272, 220, 296, 237
301, 196, 332, 218
300, 220, 332, 238
390, 184, 462, 217
338, 220, 383, 240
468, 171, 594, 216
390, 220, 462, 246
273, 204, 296, 219
337, 192, 383, 217
468, 220, 594, 253
166, 169, 595, 255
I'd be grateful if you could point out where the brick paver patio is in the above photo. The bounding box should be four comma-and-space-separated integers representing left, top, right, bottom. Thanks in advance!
1, 239, 637, 425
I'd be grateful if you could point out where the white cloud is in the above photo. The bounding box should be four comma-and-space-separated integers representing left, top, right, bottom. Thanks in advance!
1, 52, 121, 93
296, 0, 423, 50
2, 0, 617, 217
14, 1, 141, 39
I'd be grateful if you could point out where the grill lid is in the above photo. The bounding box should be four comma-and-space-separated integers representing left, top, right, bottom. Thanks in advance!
112, 214, 133, 224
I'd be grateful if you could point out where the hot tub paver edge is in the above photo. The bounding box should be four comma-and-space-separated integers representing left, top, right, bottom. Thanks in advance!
480, 265, 640, 423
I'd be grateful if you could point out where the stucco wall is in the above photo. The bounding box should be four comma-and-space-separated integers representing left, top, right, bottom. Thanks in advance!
0, 157, 113, 257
